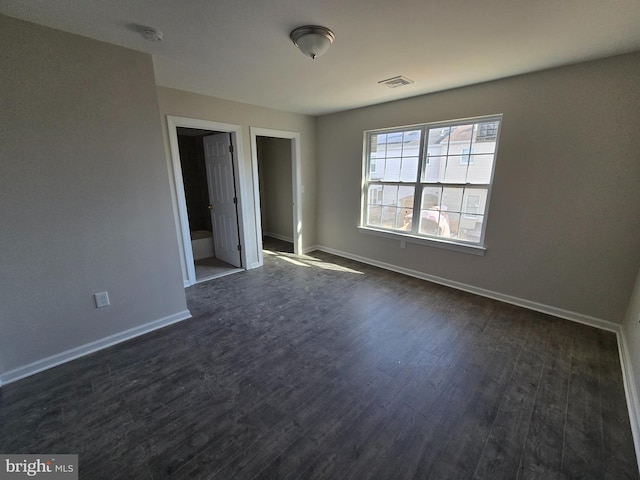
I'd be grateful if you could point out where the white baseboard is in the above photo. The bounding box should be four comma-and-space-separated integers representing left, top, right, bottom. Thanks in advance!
0, 309, 192, 386
617, 330, 640, 473
263, 232, 294, 243
302, 244, 321, 255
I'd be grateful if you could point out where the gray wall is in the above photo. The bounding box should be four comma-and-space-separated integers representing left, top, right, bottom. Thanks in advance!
0, 16, 188, 375
316, 52, 640, 324
257, 137, 294, 241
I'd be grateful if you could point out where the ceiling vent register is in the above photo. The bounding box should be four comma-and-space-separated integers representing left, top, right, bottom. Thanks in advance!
378, 76, 414, 88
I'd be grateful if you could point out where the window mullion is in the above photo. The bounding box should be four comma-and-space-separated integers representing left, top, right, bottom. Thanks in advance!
412, 184, 423, 234
411, 126, 428, 234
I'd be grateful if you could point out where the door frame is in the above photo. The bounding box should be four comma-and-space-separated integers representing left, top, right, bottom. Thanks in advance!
250, 127, 302, 264
166, 116, 248, 286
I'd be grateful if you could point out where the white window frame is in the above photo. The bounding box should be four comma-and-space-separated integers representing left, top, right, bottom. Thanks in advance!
359, 115, 502, 255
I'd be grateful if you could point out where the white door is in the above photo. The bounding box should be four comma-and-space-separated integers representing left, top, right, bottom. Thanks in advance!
203, 133, 242, 267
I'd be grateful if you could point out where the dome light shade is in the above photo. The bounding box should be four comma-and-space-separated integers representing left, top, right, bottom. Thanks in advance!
290, 25, 335, 59
141, 27, 163, 42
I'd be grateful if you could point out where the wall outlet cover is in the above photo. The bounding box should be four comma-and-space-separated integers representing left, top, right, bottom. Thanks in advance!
94, 291, 110, 308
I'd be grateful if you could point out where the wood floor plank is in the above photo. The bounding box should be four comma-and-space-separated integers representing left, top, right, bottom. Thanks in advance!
253, 394, 373, 480
296, 402, 390, 480
560, 325, 605, 480
514, 316, 573, 480
337, 402, 427, 480
472, 311, 553, 480
422, 308, 539, 479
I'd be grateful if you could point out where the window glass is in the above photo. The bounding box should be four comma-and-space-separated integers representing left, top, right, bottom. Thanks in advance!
466, 154, 494, 184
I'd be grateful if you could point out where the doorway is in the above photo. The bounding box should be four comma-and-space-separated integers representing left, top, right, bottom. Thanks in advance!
167, 117, 249, 286
176, 128, 242, 283
256, 136, 294, 253
250, 127, 302, 264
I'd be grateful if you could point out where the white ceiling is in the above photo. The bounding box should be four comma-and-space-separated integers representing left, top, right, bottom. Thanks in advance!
2, 0, 640, 115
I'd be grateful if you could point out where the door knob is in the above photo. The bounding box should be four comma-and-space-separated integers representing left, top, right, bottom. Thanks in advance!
208, 205, 213, 210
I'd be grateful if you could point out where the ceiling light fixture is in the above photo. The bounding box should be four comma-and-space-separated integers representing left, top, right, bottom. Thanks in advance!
290, 25, 335, 60
141, 27, 163, 42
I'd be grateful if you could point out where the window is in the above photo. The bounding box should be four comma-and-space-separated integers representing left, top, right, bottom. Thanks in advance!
361, 115, 501, 247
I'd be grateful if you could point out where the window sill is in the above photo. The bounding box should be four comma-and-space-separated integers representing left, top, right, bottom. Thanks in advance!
357, 226, 486, 256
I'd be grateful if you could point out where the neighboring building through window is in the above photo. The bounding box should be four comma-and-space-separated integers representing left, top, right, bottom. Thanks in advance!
476, 121, 499, 142
460, 148, 473, 165
370, 158, 378, 174
361, 115, 502, 247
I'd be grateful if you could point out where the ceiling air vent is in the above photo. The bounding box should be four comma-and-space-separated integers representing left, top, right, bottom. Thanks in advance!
378, 75, 414, 88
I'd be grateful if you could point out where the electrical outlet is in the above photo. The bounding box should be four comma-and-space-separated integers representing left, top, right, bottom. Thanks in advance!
94, 291, 110, 308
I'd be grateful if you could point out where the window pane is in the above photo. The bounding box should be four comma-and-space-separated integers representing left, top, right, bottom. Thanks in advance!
398, 185, 415, 206
447, 124, 473, 152
459, 214, 484, 242
442, 187, 463, 213
460, 148, 472, 166
423, 156, 445, 182
370, 157, 385, 180
443, 156, 468, 183
419, 209, 441, 235
395, 208, 411, 230
371, 133, 388, 157
472, 121, 499, 148
428, 127, 450, 157
439, 124, 472, 183
446, 212, 461, 239
382, 157, 401, 181
367, 205, 382, 226
471, 136, 497, 153
381, 206, 397, 229
386, 142, 403, 158
400, 157, 419, 182
367, 185, 383, 205
381, 185, 398, 206
420, 186, 450, 238
421, 186, 441, 209
466, 154, 494, 184
462, 188, 488, 214
401, 130, 421, 156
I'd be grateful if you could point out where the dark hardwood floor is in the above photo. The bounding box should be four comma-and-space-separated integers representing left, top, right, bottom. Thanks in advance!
1, 244, 638, 479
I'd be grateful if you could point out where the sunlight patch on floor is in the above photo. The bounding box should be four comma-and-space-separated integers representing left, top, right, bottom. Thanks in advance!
263, 249, 363, 274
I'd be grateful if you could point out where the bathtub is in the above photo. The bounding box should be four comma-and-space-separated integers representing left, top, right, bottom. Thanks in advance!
191, 230, 214, 260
